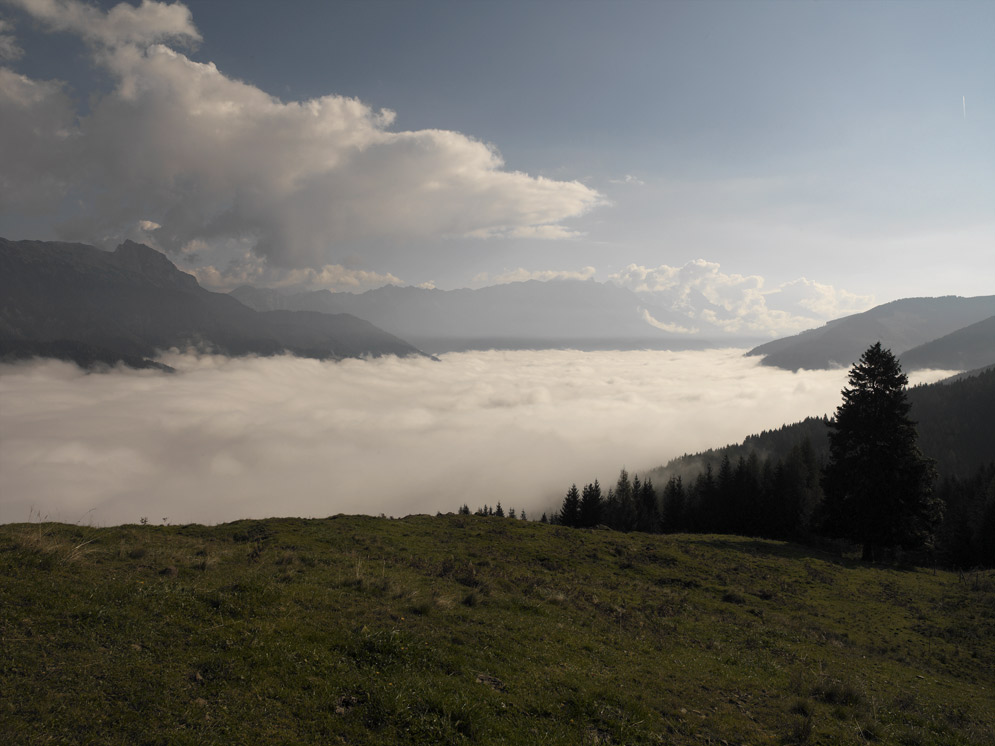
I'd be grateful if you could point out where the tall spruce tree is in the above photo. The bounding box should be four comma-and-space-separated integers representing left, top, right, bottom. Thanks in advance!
559, 485, 581, 527
821, 342, 940, 561
579, 480, 603, 528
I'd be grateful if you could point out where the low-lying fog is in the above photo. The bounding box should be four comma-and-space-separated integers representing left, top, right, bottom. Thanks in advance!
0, 349, 956, 526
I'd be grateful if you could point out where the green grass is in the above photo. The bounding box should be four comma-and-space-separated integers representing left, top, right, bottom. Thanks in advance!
2, 515, 993, 745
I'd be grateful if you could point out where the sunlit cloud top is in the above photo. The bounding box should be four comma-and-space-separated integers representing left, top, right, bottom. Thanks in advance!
0, 0, 603, 274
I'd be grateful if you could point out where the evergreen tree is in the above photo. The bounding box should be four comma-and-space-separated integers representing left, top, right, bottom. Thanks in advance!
821, 342, 941, 561
936, 463, 995, 568
661, 475, 686, 533
494, 502, 505, 518
579, 480, 603, 528
612, 469, 636, 531
635, 477, 660, 533
690, 463, 716, 532
716, 455, 735, 532
731, 455, 762, 536
559, 485, 581, 527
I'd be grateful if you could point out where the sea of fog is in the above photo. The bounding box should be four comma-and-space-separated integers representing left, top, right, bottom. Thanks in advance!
0, 349, 958, 526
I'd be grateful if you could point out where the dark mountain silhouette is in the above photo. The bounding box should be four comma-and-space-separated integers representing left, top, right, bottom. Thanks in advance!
899, 315, 995, 372
230, 281, 743, 353
746, 296, 995, 370
0, 238, 423, 368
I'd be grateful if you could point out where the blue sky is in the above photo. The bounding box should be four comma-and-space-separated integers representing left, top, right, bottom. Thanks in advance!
1, 0, 992, 335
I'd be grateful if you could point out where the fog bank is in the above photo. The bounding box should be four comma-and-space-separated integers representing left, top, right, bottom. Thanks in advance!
0, 350, 956, 526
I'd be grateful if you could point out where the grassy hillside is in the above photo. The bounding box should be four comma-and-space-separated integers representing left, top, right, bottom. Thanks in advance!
2, 515, 993, 745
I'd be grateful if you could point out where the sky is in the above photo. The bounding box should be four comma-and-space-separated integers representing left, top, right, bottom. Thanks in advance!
0, 0, 992, 337
0, 349, 959, 525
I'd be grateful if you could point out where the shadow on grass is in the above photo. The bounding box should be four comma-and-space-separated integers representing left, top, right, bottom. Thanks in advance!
691, 535, 925, 573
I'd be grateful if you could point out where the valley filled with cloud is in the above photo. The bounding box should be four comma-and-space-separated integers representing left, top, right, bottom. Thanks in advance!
0, 349, 956, 526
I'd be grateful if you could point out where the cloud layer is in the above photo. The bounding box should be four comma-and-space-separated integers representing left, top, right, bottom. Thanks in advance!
0, 0, 602, 277
611, 261, 875, 336
0, 350, 956, 526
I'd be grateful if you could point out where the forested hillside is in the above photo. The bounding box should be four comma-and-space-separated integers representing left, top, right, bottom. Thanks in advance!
545, 367, 995, 568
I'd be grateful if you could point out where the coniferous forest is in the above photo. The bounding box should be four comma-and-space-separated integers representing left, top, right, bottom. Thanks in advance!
469, 361, 995, 569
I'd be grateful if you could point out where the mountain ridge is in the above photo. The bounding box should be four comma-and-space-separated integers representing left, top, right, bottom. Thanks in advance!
746, 295, 995, 371
230, 280, 759, 353
0, 238, 425, 368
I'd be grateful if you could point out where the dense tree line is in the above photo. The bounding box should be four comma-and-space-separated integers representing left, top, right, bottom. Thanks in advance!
646, 416, 830, 489
935, 464, 995, 568
557, 440, 822, 541
557, 471, 661, 532
908, 367, 995, 479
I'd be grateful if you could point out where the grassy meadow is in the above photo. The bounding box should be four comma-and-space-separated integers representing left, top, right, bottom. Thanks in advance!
2, 515, 993, 745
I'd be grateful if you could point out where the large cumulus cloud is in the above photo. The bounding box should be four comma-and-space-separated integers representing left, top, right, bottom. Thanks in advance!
0, 0, 602, 276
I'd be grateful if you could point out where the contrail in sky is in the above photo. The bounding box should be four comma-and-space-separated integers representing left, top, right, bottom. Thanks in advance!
963, 95, 967, 119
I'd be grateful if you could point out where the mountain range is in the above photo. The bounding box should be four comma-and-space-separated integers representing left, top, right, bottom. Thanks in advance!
0, 238, 423, 368
229, 281, 733, 353
746, 295, 995, 371
231, 283, 994, 368
3, 237, 991, 372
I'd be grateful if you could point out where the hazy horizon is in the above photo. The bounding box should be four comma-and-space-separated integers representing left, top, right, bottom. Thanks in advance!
0, 349, 958, 527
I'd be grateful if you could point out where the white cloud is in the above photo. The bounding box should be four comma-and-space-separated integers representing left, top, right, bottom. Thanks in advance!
611, 261, 875, 336
0, 18, 24, 60
0, 0, 603, 269
764, 277, 875, 320
7, 0, 200, 49
0, 67, 78, 212
0, 349, 886, 525
640, 309, 698, 335
477, 266, 598, 285
608, 174, 645, 186
186, 248, 403, 293
2, 350, 958, 525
